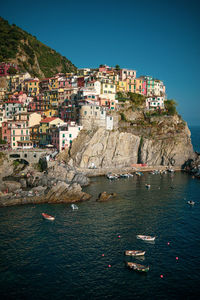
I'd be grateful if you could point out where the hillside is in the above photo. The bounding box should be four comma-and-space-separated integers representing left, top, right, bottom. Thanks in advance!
0, 17, 77, 78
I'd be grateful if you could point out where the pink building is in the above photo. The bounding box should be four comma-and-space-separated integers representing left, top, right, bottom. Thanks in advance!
2, 122, 11, 145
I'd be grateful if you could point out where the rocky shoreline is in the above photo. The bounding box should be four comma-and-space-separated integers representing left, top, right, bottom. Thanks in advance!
0, 159, 91, 207
0, 150, 199, 207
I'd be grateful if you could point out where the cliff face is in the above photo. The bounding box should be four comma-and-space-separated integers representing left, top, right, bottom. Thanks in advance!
67, 114, 194, 169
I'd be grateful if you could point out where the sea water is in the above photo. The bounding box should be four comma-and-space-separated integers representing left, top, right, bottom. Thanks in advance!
0, 128, 199, 300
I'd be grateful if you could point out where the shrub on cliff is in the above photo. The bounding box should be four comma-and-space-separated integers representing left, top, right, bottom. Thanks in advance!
165, 99, 177, 116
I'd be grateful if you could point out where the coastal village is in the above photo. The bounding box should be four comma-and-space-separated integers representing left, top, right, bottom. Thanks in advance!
0, 62, 167, 152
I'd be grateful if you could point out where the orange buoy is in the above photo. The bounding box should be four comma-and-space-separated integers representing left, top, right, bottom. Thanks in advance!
167, 242, 170, 245
160, 274, 164, 278
176, 257, 179, 260
102, 254, 105, 257
108, 265, 111, 268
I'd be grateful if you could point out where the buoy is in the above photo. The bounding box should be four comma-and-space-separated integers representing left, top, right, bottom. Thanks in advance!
160, 274, 164, 278
176, 257, 179, 260
102, 254, 105, 257
167, 242, 170, 245
118, 235, 121, 238
108, 265, 111, 268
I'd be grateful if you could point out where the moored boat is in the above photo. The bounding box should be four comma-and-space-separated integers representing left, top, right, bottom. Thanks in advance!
137, 235, 156, 241
42, 213, 55, 221
188, 200, 195, 205
145, 184, 151, 189
126, 261, 149, 272
124, 250, 145, 256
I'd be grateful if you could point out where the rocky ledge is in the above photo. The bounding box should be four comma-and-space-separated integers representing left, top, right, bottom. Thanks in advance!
0, 159, 91, 207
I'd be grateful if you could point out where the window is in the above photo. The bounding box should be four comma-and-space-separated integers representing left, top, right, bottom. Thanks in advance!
21, 130, 23, 134
13, 143, 15, 146
13, 137, 15, 141
13, 130, 15, 135
63, 134, 65, 137
69, 134, 72, 138
84, 111, 87, 115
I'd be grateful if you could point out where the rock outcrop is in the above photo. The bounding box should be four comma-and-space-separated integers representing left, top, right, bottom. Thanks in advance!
0, 158, 91, 207
96, 192, 117, 202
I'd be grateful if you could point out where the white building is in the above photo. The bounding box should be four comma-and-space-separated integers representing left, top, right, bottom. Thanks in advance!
51, 122, 83, 152
146, 96, 165, 110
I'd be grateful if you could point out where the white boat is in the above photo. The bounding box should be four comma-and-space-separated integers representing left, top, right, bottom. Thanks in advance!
124, 250, 145, 256
71, 204, 78, 210
137, 235, 156, 241
106, 173, 118, 180
145, 184, 151, 189
188, 201, 195, 205
42, 213, 55, 221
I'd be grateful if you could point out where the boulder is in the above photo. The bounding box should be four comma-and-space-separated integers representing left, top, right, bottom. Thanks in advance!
96, 191, 117, 202
72, 173, 90, 186
46, 181, 91, 203
1, 181, 21, 193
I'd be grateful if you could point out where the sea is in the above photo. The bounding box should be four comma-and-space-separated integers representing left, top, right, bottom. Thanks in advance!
0, 126, 199, 300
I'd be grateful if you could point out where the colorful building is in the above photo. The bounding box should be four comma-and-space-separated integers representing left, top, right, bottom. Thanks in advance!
51, 122, 83, 152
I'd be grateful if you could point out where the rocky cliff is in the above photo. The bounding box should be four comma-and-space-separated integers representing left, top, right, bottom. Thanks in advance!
65, 113, 194, 170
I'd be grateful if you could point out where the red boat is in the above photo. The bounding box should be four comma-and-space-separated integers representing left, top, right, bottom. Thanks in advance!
42, 213, 55, 221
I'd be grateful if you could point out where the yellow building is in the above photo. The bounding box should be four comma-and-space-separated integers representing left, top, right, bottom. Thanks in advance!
25, 79, 39, 96
100, 81, 116, 100
49, 77, 58, 90
117, 81, 127, 93
43, 108, 57, 118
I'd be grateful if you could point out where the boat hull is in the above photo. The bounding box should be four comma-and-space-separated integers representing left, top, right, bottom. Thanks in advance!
137, 235, 155, 241
124, 250, 145, 256
42, 213, 55, 221
126, 262, 149, 272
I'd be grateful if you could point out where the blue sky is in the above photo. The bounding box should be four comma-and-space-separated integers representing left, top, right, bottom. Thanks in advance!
1, 0, 200, 125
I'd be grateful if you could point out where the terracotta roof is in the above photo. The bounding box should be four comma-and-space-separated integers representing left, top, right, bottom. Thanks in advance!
40, 117, 57, 123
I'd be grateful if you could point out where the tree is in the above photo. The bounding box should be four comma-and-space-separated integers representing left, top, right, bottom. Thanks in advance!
7, 66, 17, 75
165, 99, 177, 115
115, 64, 120, 71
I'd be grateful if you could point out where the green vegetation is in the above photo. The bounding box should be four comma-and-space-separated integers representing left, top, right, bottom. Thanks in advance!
127, 92, 145, 107
115, 65, 120, 70
0, 17, 77, 77
7, 66, 18, 75
13, 160, 20, 168
165, 99, 177, 116
120, 112, 127, 121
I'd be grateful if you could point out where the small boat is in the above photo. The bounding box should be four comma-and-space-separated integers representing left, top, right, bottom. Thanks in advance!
42, 213, 55, 221
135, 172, 143, 176
120, 173, 129, 178
106, 173, 118, 180
145, 184, 151, 189
188, 201, 195, 205
126, 262, 149, 272
124, 250, 145, 256
71, 204, 78, 210
137, 235, 156, 242
167, 168, 174, 173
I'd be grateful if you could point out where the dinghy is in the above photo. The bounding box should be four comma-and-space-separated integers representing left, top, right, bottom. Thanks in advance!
42, 213, 55, 221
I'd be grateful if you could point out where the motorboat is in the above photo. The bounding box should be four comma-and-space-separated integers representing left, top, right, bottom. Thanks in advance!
188, 201, 195, 205
126, 262, 149, 272
106, 173, 118, 180
124, 250, 145, 256
145, 184, 151, 189
71, 204, 78, 210
137, 235, 156, 242
42, 213, 55, 221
